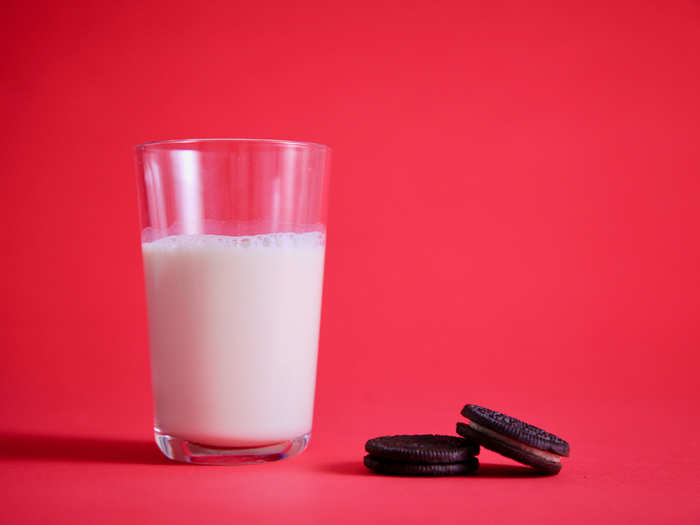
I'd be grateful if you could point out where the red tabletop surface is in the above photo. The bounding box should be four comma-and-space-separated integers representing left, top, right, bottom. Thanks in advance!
2, 2, 699, 523
3, 397, 700, 524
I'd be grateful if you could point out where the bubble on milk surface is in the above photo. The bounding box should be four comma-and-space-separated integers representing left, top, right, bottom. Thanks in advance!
143, 231, 325, 251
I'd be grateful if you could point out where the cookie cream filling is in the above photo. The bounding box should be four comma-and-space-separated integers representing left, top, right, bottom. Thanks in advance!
468, 421, 563, 463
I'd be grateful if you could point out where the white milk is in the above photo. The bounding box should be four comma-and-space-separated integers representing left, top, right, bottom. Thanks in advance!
142, 232, 325, 447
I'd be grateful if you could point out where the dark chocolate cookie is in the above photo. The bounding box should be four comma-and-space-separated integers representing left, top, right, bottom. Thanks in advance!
365, 434, 479, 464
457, 405, 570, 475
364, 454, 479, 476
461, 404, 570, 456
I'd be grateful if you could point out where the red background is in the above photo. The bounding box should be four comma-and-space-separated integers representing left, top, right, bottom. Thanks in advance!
2, 1, 699, 523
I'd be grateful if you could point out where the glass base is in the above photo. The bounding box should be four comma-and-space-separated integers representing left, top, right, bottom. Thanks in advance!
154, 429, 311, 465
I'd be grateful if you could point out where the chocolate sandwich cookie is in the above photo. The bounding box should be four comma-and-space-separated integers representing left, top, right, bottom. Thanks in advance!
457, 404, 570, 475
364, 455, 479, 476
364, 434, 479, 476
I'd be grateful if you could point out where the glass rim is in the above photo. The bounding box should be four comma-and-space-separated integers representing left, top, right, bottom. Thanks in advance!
134, 138, 331, 152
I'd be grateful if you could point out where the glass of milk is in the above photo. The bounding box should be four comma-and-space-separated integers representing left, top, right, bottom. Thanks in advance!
134, 139, 330, 464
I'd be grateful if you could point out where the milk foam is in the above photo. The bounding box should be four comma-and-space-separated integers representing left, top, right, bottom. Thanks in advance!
143, 231, 325, 251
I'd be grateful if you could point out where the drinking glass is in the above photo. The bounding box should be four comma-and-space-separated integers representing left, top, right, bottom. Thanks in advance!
134, 139, 330, 464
